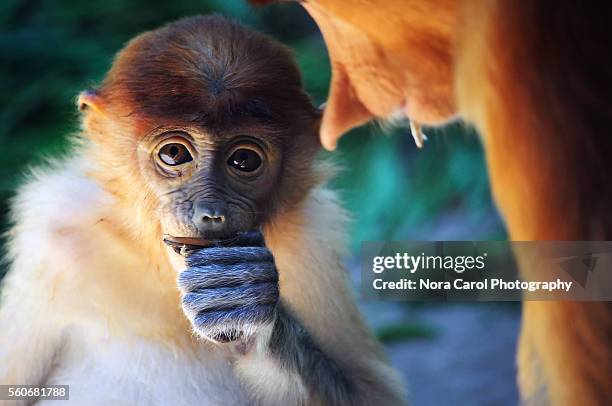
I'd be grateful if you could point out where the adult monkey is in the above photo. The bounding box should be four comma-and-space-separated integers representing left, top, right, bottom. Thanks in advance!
252, 1, 612, 405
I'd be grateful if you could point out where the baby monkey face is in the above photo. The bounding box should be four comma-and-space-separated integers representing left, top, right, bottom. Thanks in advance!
138, 126, 282, 241
83, 16, 321, 244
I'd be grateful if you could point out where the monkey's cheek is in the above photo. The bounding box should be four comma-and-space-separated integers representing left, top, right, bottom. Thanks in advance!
164, 245, 188, 272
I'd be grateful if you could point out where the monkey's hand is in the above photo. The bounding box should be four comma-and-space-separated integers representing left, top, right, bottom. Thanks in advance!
177, 231, 279, 343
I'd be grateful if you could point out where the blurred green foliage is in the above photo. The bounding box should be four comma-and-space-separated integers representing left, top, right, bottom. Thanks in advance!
0, 0, 505, 276
377, 322, 437, 344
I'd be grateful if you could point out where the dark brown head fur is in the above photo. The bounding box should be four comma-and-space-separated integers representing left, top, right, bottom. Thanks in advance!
101, 15, 316, 130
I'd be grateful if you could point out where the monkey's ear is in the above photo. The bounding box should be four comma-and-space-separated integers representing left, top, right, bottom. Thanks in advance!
77, 89, 103, 113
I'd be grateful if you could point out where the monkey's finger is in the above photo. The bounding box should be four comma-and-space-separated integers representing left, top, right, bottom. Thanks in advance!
219, 230, 265, 248
179, 262, 277, 291
192, 303, 276, 332
182, 282, 279, 316
195, 230, 265, 249
185, 246, 273, 267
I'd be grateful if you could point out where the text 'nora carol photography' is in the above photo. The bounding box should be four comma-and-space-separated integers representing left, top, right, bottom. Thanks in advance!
361, 241, 612, 301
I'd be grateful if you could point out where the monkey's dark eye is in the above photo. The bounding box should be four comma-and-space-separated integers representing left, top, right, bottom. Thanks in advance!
227, 148, 262, 172
158, 143, 193, 166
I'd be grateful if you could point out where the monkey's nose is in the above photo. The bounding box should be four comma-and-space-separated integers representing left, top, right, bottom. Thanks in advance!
192, 202, 228, 235
202, 213, 225, 223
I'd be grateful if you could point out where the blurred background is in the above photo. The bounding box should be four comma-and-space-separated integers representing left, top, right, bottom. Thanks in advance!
0, 1, 519, 404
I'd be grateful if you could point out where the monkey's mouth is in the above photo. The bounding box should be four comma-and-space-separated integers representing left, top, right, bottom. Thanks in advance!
163, 231, 261, 256
163, 235, 218, 256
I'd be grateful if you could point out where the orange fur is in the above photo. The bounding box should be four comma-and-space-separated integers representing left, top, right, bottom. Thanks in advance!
268, 0, 612, 404
457, 2, 612, 404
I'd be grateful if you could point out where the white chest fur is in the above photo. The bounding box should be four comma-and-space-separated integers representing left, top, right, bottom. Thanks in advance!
42, 330, 248, 405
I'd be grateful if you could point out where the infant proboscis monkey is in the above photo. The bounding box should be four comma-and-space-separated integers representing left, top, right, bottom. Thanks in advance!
0, 15, 405, 405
